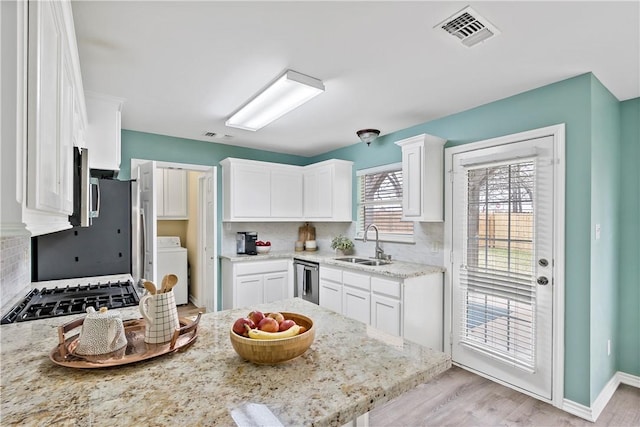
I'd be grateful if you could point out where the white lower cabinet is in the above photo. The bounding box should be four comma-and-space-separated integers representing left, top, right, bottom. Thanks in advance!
236, 274, 264, 308
319, 266, 342, 313
221, 259, 292, 310
263, 272, 288, 304
343, 286, 371, 325
371, 294, 402, 337
319, 264, 443, 350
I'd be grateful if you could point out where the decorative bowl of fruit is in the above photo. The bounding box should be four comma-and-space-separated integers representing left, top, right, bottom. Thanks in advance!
255, 240, 271, 254
229, 311, 315, 364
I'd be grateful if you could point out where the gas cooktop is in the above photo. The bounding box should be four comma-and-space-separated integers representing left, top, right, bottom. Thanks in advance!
1, 280, 140, 324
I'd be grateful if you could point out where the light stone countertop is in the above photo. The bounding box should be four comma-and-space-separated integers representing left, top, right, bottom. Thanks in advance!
0, 298, 451, 426
220, 251, 445, 279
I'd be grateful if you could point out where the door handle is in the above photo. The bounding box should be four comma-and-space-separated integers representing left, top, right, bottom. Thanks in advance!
537, 276, 549, 286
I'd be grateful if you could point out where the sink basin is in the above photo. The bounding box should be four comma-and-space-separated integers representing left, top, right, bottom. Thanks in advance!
333, 257, 392, 266
334, 257, 370, 263
357, 259, 392, 266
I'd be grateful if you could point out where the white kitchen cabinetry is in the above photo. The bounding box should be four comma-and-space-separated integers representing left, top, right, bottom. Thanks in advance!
342, 270, 371, 324
1, 0, 88, 237
85, 92, 124, 171
319, 266, 343, 314
221, 158, 303, 221
270, 167, 304, 219
221, 157, 351, 222
221, 259, 292, 309
303, 159, 352, 221
318, 263, 443, 350
395, 133, 447, 222
370, 276, 403, 337
155, 168, 188, 219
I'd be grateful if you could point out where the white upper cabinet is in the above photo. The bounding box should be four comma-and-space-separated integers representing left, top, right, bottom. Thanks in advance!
221, 157, 353, 222
85, 92, 125, 171
271, 166, 304, 218
1, 0, 87, 236
221, 158, 346, 222
223, 161, 304, 220
302, 159, 352, 221
156, 168, 188, 219
395, 133, 446, 222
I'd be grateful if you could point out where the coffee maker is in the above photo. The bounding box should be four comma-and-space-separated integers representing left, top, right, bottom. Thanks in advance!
236, 232, 258, 255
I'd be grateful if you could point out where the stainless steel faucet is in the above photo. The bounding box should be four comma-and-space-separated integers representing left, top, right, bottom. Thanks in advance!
363, 223, 389, 260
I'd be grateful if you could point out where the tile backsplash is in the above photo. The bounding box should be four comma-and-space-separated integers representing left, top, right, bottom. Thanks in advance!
1, 236, 31, 310
222, 221, 444, 266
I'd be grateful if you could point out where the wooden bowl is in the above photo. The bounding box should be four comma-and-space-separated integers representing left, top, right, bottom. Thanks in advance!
229, 312, 315, 364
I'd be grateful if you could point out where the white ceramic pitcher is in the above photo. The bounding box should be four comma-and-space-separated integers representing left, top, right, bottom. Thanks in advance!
139, 291, 179, 344
75, 307, 127, 355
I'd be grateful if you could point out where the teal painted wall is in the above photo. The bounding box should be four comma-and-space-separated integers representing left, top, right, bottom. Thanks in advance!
589, 77, 621, 401
618, 98, 640, 376
312, 73, 595, 405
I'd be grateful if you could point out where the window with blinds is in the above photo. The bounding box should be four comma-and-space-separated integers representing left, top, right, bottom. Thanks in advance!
356, 164, 413, 241
459, 159, 537, 372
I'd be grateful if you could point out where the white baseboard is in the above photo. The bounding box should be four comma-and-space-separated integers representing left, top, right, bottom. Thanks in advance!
618, 371, 640, 388
562, 371, 640, 422
189, 294, 202, 308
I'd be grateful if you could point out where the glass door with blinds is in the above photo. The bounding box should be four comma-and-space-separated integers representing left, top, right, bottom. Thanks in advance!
451, 135, 555, 400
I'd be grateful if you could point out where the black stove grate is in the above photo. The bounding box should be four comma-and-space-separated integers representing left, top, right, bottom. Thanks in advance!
1, 281, 140, 324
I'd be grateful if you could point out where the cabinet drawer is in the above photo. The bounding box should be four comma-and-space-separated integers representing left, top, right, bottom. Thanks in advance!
320, 266, 342, 283
342, 270, 370, 291
371, 276, 402, 299
235, 260, 289, 276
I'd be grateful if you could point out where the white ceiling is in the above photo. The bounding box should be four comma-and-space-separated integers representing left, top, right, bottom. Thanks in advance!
71, 1, 640, 157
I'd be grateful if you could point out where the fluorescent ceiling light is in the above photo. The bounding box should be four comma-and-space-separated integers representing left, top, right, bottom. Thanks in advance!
225, 70, 325, 131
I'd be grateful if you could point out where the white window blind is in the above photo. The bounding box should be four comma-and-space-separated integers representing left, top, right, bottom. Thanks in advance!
459, 159, 537, 372
356, 164, 413, 241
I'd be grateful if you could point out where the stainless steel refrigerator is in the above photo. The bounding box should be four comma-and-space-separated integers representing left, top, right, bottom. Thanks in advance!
32, 178, 132, 281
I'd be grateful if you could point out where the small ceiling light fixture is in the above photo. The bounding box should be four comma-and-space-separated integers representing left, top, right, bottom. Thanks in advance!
357, 129, 381, 146
225, 70, 325, 131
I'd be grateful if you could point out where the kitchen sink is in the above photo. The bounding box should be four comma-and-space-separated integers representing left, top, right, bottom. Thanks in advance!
334, 257, 370, 263
357, 259, 392, 266
333, 257, 392, 266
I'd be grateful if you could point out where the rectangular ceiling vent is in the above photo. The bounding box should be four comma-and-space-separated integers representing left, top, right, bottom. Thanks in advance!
436, 6, 500, 48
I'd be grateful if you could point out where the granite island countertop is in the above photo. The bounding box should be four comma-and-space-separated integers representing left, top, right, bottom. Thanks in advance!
220, 251, 445, 279
0, 298, 450, 426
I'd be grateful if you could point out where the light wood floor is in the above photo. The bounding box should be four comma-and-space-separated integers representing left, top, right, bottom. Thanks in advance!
177, 302, 206, 317
370, 366, 640, 427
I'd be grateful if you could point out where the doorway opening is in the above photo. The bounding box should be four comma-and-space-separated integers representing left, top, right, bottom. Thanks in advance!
130, 159, 217, 313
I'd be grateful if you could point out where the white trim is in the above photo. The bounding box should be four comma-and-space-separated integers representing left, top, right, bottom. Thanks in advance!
444, 124, 566, 408
356, 162, 402, 176
618, 371, 640, 388
562, 371, 640, 422
561, 398, 594, 422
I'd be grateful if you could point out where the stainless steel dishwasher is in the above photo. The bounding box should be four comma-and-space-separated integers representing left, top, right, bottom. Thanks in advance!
294, 258, 319, 305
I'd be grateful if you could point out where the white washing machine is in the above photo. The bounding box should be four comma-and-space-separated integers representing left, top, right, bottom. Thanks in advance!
157, 236, 188, 305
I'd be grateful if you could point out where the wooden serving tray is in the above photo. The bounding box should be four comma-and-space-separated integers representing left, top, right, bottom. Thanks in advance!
50, 313, 201, 368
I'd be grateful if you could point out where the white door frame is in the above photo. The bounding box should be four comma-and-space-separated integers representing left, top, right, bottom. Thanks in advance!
131, 159, 217, 312
443, 124, 565, 408
198, 170, 217, 312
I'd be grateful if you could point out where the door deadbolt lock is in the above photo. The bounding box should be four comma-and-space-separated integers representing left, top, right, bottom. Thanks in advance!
538, 258, 549, 267
537, 276, 549, 286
